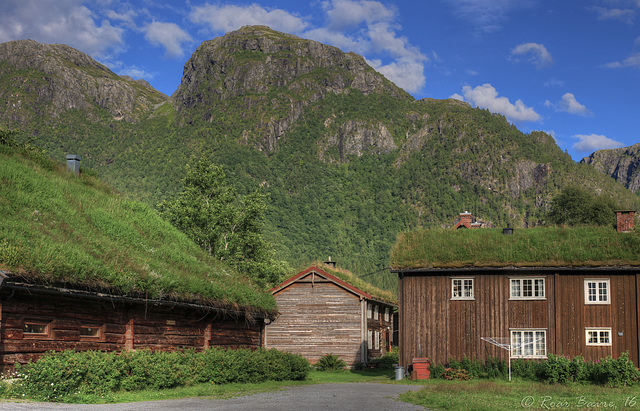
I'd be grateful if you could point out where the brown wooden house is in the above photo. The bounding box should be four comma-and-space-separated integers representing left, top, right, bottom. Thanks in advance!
264, 265, 397, 366
390, 216, 640, 368
0, 273, 272, 371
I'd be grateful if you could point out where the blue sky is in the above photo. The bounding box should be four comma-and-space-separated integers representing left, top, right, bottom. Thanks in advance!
1, 0, 639, 161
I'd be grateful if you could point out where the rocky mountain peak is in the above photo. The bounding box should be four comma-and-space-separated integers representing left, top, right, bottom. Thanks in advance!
0, 39, 167, 124
581, 143, 640, 192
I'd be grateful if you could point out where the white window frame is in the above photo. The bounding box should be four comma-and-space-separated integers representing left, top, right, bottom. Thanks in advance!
384, 307, 389, 322
374, 305, 379, 320
451, 277, 474, 300
584, 279, 610, 305
510, 277, 546, 300
586, 328, 612, 346
367, 303, 372, 319
510, 329, 547, 358
374, 330, 380, 350
367, 329, 373, 350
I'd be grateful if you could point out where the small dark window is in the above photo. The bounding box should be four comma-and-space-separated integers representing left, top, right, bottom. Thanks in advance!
23, 323, 48, 334
80, 327, 100, 337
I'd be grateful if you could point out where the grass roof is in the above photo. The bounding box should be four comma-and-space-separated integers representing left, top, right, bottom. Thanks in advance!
0, 135, 276, 316
390, 226, 640, 270
313, 262, 397, 304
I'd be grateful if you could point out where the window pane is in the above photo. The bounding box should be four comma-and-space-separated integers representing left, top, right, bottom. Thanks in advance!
522, 280, 532, 297
453, 279, 462, 297
587, 331, 598, 344
524, 331, 534, 356
536, 331, 546, 356
23, 323, 47, 334
511, 332, 522, 356
598, 282, 608, 302
600, 331, 610, 344
588, 282, 597, 302
511, 280, 520, 297
464, 280, 473, 297
80, 327, 100, 337
535, 279, 545, 297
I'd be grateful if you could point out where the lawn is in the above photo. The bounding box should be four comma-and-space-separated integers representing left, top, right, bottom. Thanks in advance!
399, 379, 639, 410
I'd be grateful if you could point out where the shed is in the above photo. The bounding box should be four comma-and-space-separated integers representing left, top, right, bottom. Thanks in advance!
265, 265, 397, 366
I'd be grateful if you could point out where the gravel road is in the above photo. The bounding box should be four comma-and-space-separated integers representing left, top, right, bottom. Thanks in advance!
0, 383, 427, 410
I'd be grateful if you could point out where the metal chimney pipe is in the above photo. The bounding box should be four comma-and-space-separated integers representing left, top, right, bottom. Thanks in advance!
66, 155, 80, 175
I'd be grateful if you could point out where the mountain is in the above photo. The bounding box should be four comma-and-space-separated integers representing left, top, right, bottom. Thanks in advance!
580, 143, 640, 193
1, 26, 638, 290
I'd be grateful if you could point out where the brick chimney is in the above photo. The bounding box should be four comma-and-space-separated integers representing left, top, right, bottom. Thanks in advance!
615, 210, 635, 233
66, 155, 80, 175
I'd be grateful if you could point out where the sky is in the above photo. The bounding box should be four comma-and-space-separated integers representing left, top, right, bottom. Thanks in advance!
1, 0, 639, 161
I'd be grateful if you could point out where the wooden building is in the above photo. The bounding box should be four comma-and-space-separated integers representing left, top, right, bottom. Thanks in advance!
265, 265, 397, 366
0, 271, 272, 371
390, 217, 640, 368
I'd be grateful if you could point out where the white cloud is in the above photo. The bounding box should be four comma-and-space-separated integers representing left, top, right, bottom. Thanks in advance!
144, 21, 192, 58
605, 52, 640, 69
0, 0, 124, 58
573, 134, 625, 152
189, 4, 308, 34
589, 6, 635, 24
544, 93, 592, 116
457, 83, 541, 122
510, 42, 553, 68
446, 0, 535, 34
118, 65, 154, 80
544, 77, 565, 87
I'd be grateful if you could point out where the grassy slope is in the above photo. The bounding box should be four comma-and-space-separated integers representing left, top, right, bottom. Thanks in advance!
0, 136, 276, 315
390, 226, 640, 270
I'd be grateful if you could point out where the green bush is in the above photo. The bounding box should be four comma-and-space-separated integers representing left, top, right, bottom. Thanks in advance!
315, 354, 347, 372
370, 347, 399, 369
10, 348, 310, 402
590, 352, 640, 387
443, 368, 470, 381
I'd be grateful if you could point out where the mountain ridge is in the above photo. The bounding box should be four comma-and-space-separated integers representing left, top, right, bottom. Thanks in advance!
1, 27, 638, 289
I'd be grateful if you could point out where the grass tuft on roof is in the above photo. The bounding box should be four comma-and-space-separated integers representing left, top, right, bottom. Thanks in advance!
0, 132, 276, 316
313, 262, 397, 304
390, 226, 640, 270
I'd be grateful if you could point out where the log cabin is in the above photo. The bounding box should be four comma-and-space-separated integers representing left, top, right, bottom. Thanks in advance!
390, 213, 640, 369
264, 264, 397, 366
0, 147, 277, 371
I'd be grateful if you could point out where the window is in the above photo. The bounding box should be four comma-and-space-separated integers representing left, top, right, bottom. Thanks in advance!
451, 278, 474, 300
367, 330, 373, 350
367, 303, 372, 319
80, 326, 100, 338
510, 278, 545, 299
585, 279, 610, 304
23, 323, 48, 335
374, 330, 380, 350
384, 307, 390, 322
586, 328, 611, 346
374, 305, 379, 320
511, 329, 547, 358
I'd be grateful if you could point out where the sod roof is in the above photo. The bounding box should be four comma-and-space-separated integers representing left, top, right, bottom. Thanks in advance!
0, 135, 277, 317
310, 262, 397, 304
390, 226, 640, 271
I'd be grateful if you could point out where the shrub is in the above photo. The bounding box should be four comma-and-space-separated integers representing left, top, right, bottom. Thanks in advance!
429, 363, 446, 379
536, 354, 574, 383
10, 348, 310, 402
315, 354, 347, 372
590, 352, 640, 387
370, 347, 399, 369
443, 368, 470, 381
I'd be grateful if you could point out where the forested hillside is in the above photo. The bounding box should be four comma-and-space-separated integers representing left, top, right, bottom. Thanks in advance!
1, 26, 638, 291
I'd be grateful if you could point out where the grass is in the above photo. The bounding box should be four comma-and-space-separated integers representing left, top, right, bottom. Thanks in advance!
390, 226, 640, 270
399, 379, 640, 410
0, 132, 277, 315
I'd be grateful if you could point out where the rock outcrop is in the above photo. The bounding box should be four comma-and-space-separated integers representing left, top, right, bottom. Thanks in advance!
0, 40, 167, 124
581, 143, 640, 192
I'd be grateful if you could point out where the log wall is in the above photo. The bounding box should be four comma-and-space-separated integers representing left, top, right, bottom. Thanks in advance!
0, 288, 263, 370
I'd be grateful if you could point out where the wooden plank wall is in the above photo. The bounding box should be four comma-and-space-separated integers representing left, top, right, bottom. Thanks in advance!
0, 289, 263, 370
267, 280, 363, 365
399, 271, 640, 368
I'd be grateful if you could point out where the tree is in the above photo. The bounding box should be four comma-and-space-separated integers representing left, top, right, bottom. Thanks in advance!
158, 156, 288, 287
547, 186, 617, 227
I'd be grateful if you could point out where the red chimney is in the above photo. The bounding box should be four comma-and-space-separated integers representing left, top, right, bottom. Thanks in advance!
615, 210, 635, 233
